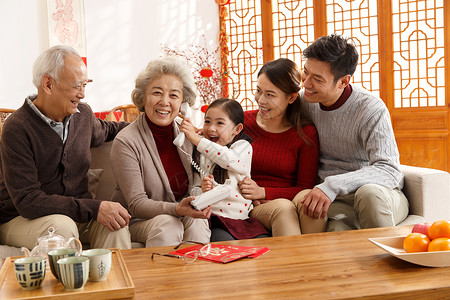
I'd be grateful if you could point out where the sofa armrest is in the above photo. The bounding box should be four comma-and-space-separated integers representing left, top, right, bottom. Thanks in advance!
400, 164, 450, 222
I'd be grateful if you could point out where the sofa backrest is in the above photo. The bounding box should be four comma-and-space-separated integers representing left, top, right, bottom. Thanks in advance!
90, 141, 116, 201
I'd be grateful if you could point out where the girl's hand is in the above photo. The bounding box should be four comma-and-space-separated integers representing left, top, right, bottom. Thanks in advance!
179, 118, 201, 146
195, 127, 204, 136
175, 196, 212, 219
251, 199, 271, 206
238, 177, 266, 200
201, 175, 214, 193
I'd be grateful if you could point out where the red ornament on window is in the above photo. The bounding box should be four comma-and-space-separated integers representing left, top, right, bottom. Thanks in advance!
200, 68, 214, 78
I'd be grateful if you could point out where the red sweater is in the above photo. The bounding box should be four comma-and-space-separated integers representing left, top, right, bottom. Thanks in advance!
244, 110, 319, 200
145, 115, 188, 201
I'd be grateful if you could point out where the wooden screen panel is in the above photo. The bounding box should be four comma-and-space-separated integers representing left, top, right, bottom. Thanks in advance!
395, 134, 448, 171
392, 0, 445, 108
392, 108, 449, 170
326, 0, 381, 98
225, 0, 263, 110
272, 0, 315, 67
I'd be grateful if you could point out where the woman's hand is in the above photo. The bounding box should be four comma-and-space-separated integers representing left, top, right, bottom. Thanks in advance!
175, 196, 212, 219
201, 175, 214, 193
238, 177, 266, 201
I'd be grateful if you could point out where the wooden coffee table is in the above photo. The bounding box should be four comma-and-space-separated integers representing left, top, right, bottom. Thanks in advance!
121, 225, 450, 299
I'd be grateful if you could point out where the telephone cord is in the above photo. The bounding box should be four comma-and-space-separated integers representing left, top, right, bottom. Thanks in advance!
177, 146, 219, 186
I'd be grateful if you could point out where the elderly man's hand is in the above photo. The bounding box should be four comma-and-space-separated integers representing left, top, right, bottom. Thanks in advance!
97, 201, 131, 232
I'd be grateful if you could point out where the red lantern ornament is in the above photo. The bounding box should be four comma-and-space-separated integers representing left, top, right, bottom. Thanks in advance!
200, 68, 214, 78
215, 0, 230, 5
201, 105, 209, 113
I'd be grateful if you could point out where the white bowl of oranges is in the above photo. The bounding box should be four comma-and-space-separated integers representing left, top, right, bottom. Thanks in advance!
369, 220, 450, 267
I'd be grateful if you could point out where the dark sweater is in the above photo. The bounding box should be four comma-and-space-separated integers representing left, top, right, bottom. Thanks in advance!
0, 97, 128, 224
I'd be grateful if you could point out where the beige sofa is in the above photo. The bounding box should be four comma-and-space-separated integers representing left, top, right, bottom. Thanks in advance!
92, 142, 450, 226
2, 141, 450, 258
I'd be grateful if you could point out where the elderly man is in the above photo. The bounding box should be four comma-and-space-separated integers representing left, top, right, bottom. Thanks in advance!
0, 45, 131, 249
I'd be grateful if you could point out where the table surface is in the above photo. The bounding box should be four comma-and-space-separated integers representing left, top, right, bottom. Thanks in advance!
120, 225, 450, 299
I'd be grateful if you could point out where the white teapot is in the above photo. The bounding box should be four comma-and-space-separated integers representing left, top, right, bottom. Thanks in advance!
21, 226, 82, 257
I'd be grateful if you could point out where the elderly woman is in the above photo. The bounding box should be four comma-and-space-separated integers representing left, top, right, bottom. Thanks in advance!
110, 57, 211, 247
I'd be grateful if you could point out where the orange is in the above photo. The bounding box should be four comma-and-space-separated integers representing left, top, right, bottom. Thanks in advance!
428, 238, 450, 252
428, 220, 450, 240
403, 233, 431, 253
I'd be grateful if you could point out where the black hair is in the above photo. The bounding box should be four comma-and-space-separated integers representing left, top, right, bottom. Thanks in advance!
195, 98, 251, 184
257, 58, 310, 143
302, 34, 359, 82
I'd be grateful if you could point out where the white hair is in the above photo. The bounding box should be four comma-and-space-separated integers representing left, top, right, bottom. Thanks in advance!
32, 45, 81, 88
131, 56, 198, 111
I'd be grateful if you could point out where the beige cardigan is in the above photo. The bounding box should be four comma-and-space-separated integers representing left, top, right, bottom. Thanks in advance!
110, 113, 195, 220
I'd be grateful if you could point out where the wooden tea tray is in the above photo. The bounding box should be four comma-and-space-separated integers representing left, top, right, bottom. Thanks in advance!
0, 248, 134, 299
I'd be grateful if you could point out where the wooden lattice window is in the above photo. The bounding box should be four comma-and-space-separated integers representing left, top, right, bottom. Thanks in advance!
392, 0, 445, 108
225, 0, 263, 110
222, 0, 447, 111
326, 0, 381, 98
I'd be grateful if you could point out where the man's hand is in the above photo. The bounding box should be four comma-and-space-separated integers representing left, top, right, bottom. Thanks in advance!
97, 201, 131, 232
238, 177, 266, 200
176, 196, 212, 219
301, 187, 331, 219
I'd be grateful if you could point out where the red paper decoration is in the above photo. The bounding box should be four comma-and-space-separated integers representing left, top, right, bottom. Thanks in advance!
200, 68, 214, 78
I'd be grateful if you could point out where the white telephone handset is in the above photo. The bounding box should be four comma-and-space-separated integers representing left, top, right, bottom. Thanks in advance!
173, 102, 191, 147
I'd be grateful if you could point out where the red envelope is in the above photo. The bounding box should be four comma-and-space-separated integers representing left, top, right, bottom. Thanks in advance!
171, 244, 269, 263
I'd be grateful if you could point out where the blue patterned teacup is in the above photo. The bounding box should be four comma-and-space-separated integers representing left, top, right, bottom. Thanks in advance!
48, 248, 78, 280
57, 256, 89, 290
14, 256, 46, 290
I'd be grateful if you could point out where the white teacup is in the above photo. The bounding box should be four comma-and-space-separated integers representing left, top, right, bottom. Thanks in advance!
82, 249, 112, 281
48, 248, 78, 280
14, 256, 46, 290
57, 256, 89, 290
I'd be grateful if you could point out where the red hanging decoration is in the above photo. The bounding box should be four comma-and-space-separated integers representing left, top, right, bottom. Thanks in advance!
200, 68, 214, 78
215, 0, 230, 5
200, 105, 209, 113
217, 0, 229, 98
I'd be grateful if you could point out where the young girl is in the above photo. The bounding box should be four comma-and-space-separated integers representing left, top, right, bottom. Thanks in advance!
180, 98, 269, 241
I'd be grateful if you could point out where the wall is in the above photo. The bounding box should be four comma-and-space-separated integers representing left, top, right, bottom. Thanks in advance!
0, 0, 219, 112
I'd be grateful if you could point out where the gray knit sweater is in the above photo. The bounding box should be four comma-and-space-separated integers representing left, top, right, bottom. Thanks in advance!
300, 84, 404, 201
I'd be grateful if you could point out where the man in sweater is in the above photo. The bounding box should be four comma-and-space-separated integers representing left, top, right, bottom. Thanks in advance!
0, 45, 131, 249
299, 34, 409, 231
